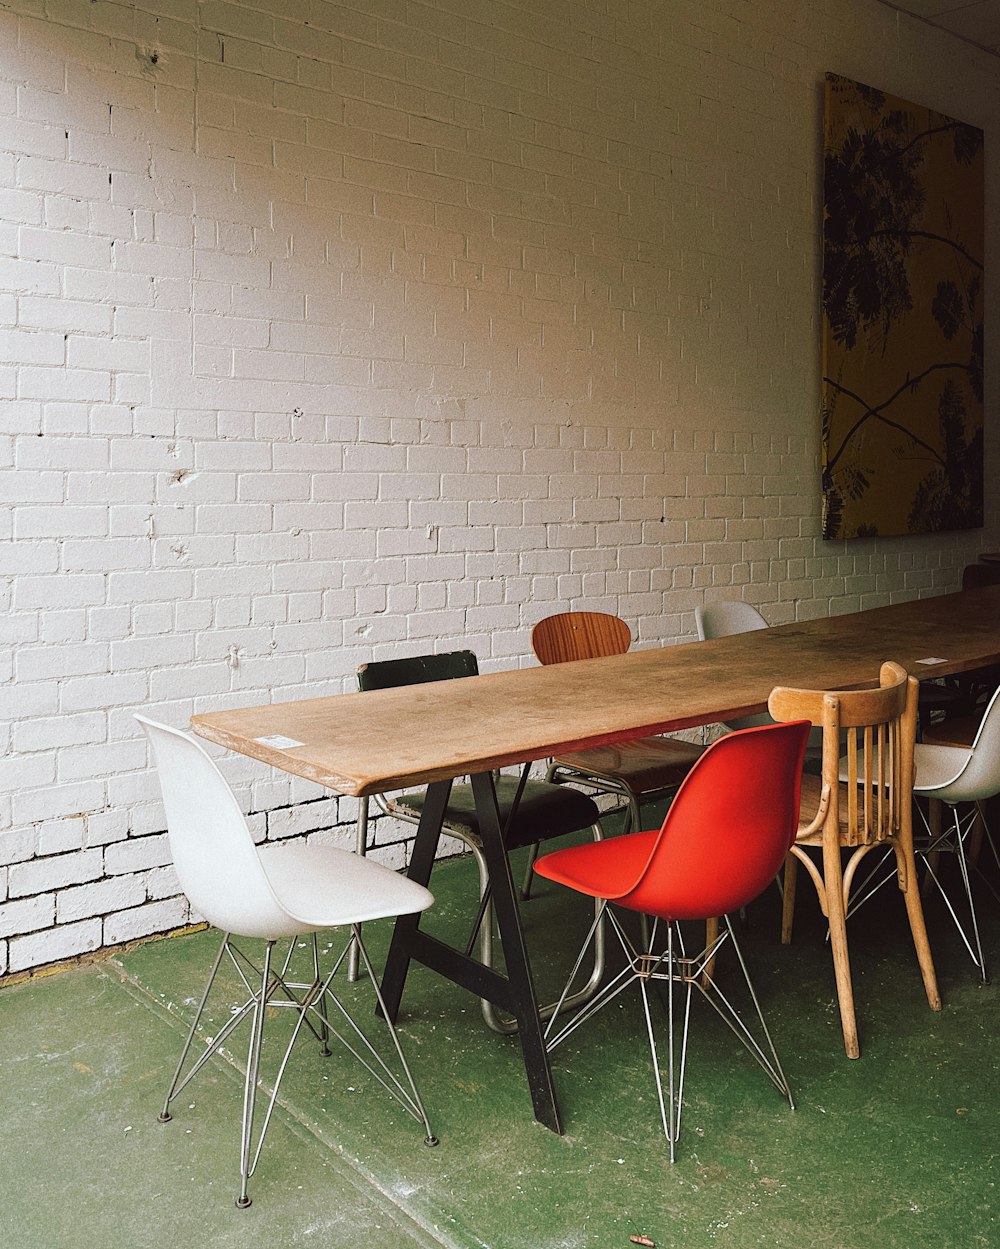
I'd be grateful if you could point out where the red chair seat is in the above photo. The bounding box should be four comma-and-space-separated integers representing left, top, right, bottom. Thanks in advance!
535, 829, 658, 900
537, 722, 810, 922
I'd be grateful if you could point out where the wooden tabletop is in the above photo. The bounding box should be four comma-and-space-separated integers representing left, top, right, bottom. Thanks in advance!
192, 586, 1000, 799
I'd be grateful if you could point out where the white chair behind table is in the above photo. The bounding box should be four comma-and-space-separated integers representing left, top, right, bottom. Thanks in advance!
697, 603, 832, 764
135, 715, 437, 1210
912, 684, 1000, 982
695, 600, 769, 640
695, 602, 771, 730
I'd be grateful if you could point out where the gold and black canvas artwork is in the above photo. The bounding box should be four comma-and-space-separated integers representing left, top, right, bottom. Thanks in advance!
822, 73, 984, 540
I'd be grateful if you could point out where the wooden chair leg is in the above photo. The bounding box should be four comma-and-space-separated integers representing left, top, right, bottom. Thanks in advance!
702, 915, 719, 987
781, 853, 798, 945
824, 845, 859, 1059
895, 841, 942, 1012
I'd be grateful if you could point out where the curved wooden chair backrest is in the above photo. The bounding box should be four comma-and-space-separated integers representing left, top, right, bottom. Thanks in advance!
531, 611, 632, 665
768, 660, 916, 848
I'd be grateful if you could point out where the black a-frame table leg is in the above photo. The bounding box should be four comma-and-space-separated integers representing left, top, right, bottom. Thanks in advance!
379, 778, 453, 1023
378, 772, 563, 1135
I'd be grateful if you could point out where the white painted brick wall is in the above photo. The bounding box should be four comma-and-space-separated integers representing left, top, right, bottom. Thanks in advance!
1, 0, 998, 974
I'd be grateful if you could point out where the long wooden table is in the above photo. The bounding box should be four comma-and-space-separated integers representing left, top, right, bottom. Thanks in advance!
192, 585, 1000, 1132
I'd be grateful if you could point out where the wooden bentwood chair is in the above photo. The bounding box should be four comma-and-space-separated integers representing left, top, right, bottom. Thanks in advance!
534, 720, 811, 1161
530, 612, 704, 836
768, 661, 942, 1059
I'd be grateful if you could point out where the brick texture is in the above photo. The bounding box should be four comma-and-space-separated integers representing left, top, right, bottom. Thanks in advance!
1, 0, 998, 972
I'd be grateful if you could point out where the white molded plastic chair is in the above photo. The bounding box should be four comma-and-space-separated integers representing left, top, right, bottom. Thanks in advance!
911, 685, 1000, 981
696, 600, 769, 640
696, 603, 826, 763
136, 715, 437, 1208
695, 601, 771, 730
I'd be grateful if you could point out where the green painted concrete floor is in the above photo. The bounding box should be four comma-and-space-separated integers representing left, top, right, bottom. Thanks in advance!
2, 839, 999, 1249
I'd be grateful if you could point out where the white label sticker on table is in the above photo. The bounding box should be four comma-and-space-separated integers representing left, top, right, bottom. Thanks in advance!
254, 734, 305, 748
915, 657, 948, 665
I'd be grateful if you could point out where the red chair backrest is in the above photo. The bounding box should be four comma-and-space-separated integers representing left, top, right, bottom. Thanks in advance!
617, 720, 810, 921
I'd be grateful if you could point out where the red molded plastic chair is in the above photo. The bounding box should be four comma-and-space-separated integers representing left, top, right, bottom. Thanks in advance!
533, 719, 810, 1160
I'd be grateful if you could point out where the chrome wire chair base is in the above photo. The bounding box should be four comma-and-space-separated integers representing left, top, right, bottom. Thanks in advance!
159, 928, 437, 1208
543, 906, 793, 1163
836, 801, 999, 983
915, 801, 1000, 984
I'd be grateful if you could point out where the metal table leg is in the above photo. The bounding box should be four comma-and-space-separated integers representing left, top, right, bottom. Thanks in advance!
378, 773, 563, 1135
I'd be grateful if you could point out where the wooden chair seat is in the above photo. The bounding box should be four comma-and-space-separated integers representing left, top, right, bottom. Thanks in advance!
550, 737, 704, 794
921, 715, 979, 750
531, 611, 702, 834
792, 772, 864, 846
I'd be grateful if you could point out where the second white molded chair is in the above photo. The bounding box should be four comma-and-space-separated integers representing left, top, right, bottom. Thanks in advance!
912, 684, 1000, 982
697, 603, 829, 764
696, 600, 769, 640
135, 715, 437, 1209
695, 602, 771, 730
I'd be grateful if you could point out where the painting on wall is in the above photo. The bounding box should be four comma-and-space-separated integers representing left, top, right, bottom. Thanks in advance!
821, 73, 984, 540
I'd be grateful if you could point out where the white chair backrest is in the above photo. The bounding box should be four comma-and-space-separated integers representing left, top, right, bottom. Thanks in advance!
136, 716, 297, 938
695, 600, 768, 641
951, 684, 1000, 800
695, 601, 771, 728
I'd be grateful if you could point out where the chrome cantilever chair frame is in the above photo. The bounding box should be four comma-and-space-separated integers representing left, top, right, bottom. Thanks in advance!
355, 650, 606, 1035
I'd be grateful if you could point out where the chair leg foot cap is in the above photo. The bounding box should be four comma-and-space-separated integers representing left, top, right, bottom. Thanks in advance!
235, 1196, 252, 1209
157, 1112, 172, 1123
423, 1135, 439, 1148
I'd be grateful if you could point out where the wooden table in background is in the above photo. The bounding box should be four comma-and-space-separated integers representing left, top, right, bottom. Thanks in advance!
192, 585, 1000, 1132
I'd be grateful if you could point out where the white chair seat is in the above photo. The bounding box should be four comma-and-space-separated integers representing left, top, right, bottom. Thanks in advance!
912, 744, 974, 799
258, 842, 433, 929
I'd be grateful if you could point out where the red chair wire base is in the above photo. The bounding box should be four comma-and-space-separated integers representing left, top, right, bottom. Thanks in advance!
534, 721, 809, 1159
543, 905, 794, 1162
